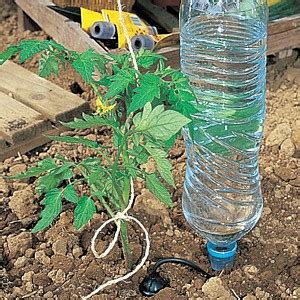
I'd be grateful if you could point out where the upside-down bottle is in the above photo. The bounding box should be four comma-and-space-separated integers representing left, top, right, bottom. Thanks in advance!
180, 0, 268, 270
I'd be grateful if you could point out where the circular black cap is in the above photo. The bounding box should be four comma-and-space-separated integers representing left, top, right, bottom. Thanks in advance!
139, 272, 169, 297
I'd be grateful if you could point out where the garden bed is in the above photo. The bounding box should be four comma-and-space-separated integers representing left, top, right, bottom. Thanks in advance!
0, 3, 300, 300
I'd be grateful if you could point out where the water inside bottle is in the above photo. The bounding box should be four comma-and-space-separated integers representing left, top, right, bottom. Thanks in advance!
181, 13, 267, 245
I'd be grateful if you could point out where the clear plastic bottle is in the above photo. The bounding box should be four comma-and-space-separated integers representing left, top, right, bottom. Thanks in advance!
180, 0, 268, 270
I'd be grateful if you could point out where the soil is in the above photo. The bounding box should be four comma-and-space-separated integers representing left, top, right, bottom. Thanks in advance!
1, 5, 300, 300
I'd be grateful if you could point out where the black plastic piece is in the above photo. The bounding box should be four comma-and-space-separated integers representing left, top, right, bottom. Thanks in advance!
139, 272, 169, 297
139, 257, 211, 297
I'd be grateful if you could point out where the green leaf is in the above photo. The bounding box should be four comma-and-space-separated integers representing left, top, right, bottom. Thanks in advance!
146, 173, 173, 208
32, 188, 62, 233
36, 165, 73, 195
71, 48, 105, 83
143, 142, 175, 187
38, 54, 59, 77
136, 50, 165, 69
74, 196, 96, 230
135, 103, 191, 141
19, 40, 50, 63
104, 69, 136, 99
48, 135, 100, 149
61, 113, 118, 129
9, 158, 57, 179
0, 45, 19, 65
64, 185, 79, 204
128, 74, 161, 113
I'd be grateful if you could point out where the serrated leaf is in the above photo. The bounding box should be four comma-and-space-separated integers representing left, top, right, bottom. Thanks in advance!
146, 173, 173, 208
128, 74, 161, 113
61, 113, 118, 129
64, 185, 79, 203
0, 45, 19, 65
9, 158, 57, 179
135, 103, 191, 141
136, 50, 165, 69
71, 49, 105, 83
38, 54, 59, 77
36, 165, 73, 195
104, 69, 136, 99
144, 143, 175, 187
48, 135, 100, 149
32, 188, 62, 233
19, 40, 50, 63
74, 196, 96, 230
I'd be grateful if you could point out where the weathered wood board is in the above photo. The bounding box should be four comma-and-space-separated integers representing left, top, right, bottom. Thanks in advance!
0, 61, 90, 122
0, 62, 90, 161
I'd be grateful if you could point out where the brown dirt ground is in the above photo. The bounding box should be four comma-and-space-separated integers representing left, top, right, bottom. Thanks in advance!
0, 5, 300, 300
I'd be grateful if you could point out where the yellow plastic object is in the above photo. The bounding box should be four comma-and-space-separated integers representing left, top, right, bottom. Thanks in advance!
81, 8, 151, 48
267, 0, 282, 6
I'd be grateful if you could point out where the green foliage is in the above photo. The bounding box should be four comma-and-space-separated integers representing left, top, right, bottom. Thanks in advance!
74, 196, 96, 230
32, 188, 62, 233
1, 40, 197, 241
146, 173, 173, 208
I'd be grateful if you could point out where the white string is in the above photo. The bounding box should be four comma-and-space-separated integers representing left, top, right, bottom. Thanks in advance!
117, 0, 139, 72
82, 179, 150, 299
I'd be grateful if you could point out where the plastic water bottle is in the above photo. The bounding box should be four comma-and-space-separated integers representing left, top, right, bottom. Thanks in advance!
180, 0, 268, 270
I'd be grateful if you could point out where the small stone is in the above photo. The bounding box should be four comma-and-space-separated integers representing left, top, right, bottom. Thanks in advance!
280, 138, 295, 157
263, 207, 271, 216
153, 287, 177, 299
44, 291, 54, 298
9, 187, 36, 219
22, 271, 34, 283
243, 265, 259, 279
48, 269, 66, 284
194, 278, 204, 290
35, 250, 51, 265
293, 288, 300, 297
292, 121, 300, 150
202, 277, 235, 300
274, 167, 296, 182
72, 246, 83, 258
252, 227, 261, 238
266, 123, 291, 147
9, 164, 27, 176
24, 248, 35, 258
174, 229, 182, 238
0, 177, 10, 197
52, 239, 67, 256
7, 232, 33, 259
14, 256, 27, 268
255, 287, 271, 300
166, 229, 173, 236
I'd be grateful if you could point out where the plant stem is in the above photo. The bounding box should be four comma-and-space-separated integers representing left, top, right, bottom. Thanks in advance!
120, 220, 133, 268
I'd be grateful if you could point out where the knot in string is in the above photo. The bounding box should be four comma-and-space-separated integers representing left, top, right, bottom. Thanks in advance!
82, 178, 150, 299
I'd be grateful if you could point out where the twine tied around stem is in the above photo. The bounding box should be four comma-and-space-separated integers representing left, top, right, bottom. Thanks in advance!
82, 179, 150, 299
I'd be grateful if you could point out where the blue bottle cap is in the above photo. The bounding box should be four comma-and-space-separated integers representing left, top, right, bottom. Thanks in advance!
207, 241, 237, 271
207, 241, 237, 259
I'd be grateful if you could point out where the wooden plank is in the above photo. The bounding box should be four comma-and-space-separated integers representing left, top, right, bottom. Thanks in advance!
17, 6, 40, 32
0, 61, 90, 122
268, 26, 300, 55
0, 128, 63, 162
0, 92, 51, 145
269, 14, 300, 35
15, 0, 107, 54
